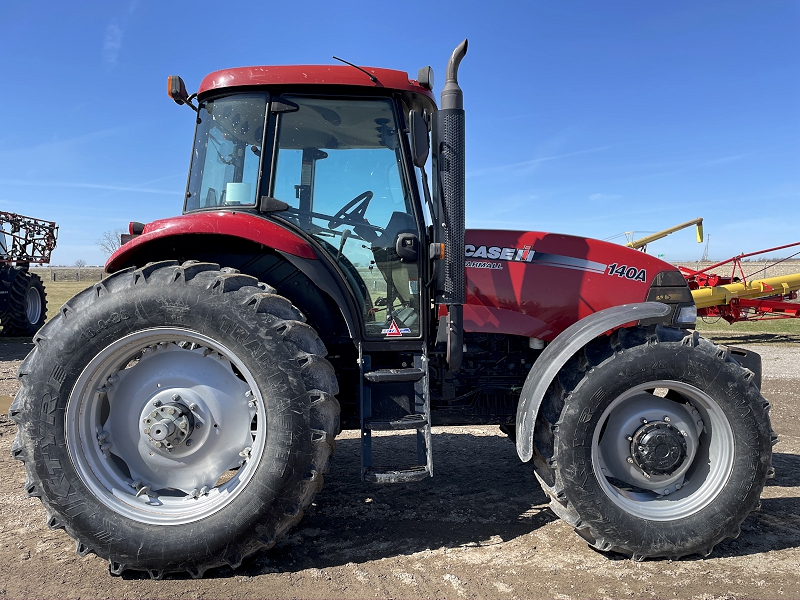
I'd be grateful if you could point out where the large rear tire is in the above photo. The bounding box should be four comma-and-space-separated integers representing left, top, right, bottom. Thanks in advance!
1, 269, 46, 336
531, 325, 773, 559
10, 260, 340, 578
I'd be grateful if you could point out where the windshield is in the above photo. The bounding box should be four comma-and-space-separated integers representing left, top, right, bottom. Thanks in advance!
185, 94, 268, 211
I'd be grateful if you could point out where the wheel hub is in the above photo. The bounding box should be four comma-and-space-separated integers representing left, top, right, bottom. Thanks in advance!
631, 421, 687, 476
141, 401, 194, 451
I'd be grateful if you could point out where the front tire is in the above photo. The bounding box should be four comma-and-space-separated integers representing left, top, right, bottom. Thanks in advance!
532, 325, 773, 559
10, 260, 340, 578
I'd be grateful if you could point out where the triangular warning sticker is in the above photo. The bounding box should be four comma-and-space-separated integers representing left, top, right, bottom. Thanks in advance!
384, 320, 403, 337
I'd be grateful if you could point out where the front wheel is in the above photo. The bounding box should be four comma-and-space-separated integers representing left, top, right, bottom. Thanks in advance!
533, 325, 773, 559
11, 261, 340, 578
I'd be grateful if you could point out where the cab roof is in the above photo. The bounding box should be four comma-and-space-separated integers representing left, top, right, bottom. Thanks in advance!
198, 65, 436, 104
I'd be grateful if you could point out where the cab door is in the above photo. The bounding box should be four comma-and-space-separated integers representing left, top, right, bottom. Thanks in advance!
269, 95, 424, 341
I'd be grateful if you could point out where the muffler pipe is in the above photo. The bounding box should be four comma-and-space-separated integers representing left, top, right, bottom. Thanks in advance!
433, 39, 468, 370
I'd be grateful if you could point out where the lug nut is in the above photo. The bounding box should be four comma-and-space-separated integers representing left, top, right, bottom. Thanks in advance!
195, 422, 202, 428
189, 403, 197, 411
153, 399, 162, 407
627, 457, 634, 464
642, 418, 648, 424
626, 435, 633, 441
144, 427, 151, 435
172, 394, 181, 401
168, 407, 175, 415
186, 439, 193, 447
664, 416, 670, 422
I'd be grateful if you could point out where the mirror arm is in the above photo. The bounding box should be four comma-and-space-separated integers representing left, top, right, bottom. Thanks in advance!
184, 93, 199, 112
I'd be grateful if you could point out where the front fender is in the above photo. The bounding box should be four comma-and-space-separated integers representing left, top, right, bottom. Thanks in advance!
515, 301, 671, 462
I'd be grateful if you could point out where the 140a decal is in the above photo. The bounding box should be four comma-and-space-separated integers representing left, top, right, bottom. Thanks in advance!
607, 263, 647, 282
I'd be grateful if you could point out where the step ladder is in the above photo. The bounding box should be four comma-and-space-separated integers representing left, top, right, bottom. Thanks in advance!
359, 346, 432, 483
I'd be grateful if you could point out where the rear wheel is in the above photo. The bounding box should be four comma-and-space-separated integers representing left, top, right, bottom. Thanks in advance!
10, 260, 340, 577
532, 325, 773, 559
1, 269, 46, 336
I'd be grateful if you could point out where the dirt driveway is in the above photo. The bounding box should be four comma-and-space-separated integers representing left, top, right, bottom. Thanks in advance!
1, 337, 798, 599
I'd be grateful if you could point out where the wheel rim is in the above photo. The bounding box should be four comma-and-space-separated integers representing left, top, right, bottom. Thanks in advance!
25, 286, 42, 324
591, 380, 734, 521
66, 328, 267, 525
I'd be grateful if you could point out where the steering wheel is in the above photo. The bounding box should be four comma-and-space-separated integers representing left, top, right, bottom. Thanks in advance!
328, 191, 373, 229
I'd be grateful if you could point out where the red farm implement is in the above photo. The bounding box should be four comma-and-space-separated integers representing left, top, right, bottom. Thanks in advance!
680, 241, 800, 323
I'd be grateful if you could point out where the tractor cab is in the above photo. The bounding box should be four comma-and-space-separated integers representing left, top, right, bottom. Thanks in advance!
180, 85, 436, 341
166, 57, 468, 483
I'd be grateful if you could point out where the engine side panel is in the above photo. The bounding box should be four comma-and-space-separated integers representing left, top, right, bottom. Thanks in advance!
464, 230, 680, 341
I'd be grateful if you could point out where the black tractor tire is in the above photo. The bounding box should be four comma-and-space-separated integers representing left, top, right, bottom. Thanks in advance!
10, 260, 340, 578
1, 269, 47, 336
531, 325, 773, 560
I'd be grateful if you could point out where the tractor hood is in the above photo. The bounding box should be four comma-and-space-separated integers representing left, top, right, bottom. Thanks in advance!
463, 229, 688, 341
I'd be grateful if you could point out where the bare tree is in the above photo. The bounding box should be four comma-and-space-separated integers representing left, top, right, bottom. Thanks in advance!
97, 228, 125, 256
75, 259, 87, 281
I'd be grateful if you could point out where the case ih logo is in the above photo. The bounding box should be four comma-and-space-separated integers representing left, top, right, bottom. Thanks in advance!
465, 244, 608, 275
465, 244, 536, 262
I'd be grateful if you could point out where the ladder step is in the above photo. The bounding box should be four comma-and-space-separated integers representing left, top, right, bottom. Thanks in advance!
364, 367, 425, 383
365, 414, 428, 431
363, 465, 430, 484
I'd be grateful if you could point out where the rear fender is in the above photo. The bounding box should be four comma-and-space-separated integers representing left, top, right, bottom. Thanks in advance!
106, 212, 316, 272
106, 231, 358, 341
515, 302, 671, 462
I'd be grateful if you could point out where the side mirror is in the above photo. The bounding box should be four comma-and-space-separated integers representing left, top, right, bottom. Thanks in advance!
408, 110, 429, 168
168, 76, 189, 105
167, 76, 197, 111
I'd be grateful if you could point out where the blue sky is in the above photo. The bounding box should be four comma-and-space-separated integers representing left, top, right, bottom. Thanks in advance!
1, 2, 798, 266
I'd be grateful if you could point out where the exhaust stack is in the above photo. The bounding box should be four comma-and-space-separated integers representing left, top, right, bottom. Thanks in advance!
433, 39, 468, 370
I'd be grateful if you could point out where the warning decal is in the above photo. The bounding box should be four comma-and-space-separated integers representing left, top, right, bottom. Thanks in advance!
381, 320, 411, 337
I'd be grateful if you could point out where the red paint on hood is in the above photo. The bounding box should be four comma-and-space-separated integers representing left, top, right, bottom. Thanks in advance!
463, 230, 679, 341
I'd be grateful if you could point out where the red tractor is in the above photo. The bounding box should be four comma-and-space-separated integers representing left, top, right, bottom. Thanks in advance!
11, 42, 774, 578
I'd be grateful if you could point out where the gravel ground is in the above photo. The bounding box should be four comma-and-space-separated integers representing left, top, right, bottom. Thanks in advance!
1, 338, 798, 599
